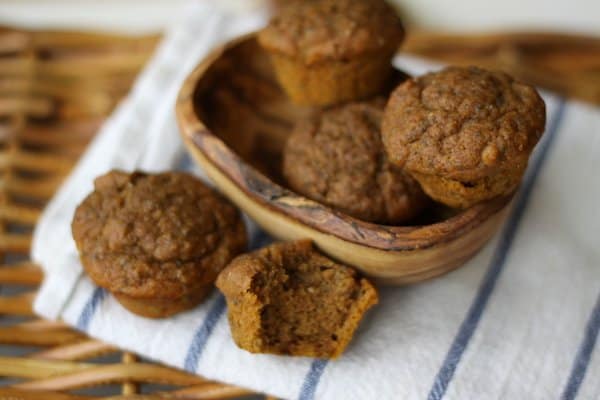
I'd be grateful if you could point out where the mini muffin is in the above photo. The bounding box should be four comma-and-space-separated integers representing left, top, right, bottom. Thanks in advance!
258, 0, 404, 106
283, 99, 426, 224
382, 66, 546, 208
72, 171, 247, 318
216, 240, 378, 358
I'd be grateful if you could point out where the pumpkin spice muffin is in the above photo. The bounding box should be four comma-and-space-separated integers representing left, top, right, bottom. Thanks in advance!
382, 66, 546, 208
72, 171, 247, 318
258, 0, 404, 106
283, 99, 426, 224
216, 240, 378, 359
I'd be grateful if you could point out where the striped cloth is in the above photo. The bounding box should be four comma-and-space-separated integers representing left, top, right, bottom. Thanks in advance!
32, 2, 600, 399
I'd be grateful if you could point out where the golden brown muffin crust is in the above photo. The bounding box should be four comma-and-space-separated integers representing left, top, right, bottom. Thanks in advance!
382, 66, 546, 182
216, 240, 378, 359
283, 99, 426, 224
72, 171, 247, 299
410, 170, 522, 209
258, 0, 404, 65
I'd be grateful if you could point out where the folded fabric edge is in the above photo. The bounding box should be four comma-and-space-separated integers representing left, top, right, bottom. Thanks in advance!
34, 262, 83, 320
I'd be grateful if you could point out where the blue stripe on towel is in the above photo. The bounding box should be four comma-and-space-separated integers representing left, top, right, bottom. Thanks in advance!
184, 294, 227, 373
427, 98, 567, 400
298, 359, 329, 400
76, 287, 107, 331
178, 152, 194, 172
250, 228, 273, 250
560, 292, 600, 400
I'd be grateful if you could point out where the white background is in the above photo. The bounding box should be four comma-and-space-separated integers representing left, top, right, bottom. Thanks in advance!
0, 0, 598, 35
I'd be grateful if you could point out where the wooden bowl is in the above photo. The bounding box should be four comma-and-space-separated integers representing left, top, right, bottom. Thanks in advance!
175, 34, 513, 285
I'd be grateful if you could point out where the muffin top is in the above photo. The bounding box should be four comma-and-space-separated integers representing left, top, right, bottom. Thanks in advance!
382, 66, 546, 181
72, 171, 246, 299
258, 0, 404, 65
283, 99, 426, 224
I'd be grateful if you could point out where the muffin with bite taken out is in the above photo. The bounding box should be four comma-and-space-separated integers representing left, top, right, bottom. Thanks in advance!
216, 240, 378, 358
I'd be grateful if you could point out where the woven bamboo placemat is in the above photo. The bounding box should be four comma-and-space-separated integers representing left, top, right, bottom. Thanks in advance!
0, 25, 597, 400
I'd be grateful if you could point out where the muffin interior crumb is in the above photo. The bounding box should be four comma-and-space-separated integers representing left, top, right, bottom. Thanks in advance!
253, 248, 364, 354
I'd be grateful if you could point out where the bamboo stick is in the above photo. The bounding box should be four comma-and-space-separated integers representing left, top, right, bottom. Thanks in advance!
0, 151, 76, 173
0, 263, 43, 285
11, 364, 206, 391
403, 31, 600, 59
0, 205, 41, 225
2, 175, 67, 199
0, 356, 96, 379
0, 97, 54, 118
0, 326, 85, 346
28, 30, 159, 52
121, 353, 140, 395
0, 53, 152, 79
0, 77, 137, 105
56, 94, 116, 119
169, 383, 255, 399
0, 31, 30, 54
0, 233, 32, 252
17, 119, 101, 145
0, 57, 34, 76
31, 340, 118, 361
0, 291, 35, 315
0, 384, 255, 400
0, 388, 87, 400
15, 319, 69, 330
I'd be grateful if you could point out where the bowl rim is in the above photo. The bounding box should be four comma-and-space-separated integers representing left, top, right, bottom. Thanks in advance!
175, 33, 513, 252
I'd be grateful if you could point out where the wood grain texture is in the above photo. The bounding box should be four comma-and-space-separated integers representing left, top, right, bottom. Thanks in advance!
176, 34, 514, 284
403, 31, 600, 105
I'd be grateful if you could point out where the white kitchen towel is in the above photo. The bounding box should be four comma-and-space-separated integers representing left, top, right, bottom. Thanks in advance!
31, 1, 600, 400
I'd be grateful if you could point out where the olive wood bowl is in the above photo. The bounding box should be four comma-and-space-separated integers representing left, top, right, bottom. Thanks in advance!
176, 34, 513, 285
